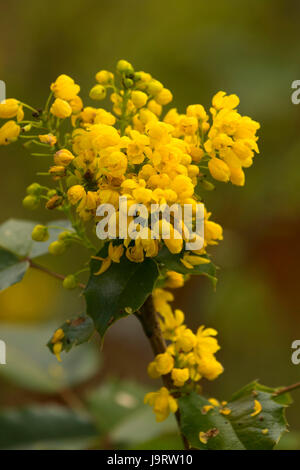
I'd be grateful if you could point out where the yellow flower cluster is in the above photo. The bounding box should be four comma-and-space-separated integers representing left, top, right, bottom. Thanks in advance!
0, 60, 259, 271
144, 288, 223, 422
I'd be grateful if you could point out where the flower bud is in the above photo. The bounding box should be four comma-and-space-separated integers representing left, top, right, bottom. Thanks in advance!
116, 60, 134, 75
154, 88, 173, 105
32, 224, 49, 242
48, 240, 66, 255
22, 195, 39, 210
95, 70, 114, 85
67, 185, 85, 205
131, 90, 148, 108
123, 78, 134, 88
58, 231, 72, 241
49, 165, 66, 177
54, 149, 74, 166
46, 195, 63, 210
208, 158, 231, 182
0, 99, 19, 119
50, 98, 72, 119
26, 183, 42, 195
147, 80, 163, 96
89, 85, 106, 101
62, 274, 78, 290
47, 189, 57, 198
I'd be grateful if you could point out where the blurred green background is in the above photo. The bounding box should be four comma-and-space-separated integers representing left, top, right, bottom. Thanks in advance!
0, 0, 299, 449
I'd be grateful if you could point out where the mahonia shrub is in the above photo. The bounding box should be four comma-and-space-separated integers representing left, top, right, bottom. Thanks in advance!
0, 60, 294, 450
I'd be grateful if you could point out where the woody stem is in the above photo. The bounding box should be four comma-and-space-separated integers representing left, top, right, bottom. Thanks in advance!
137, 295, 190, 450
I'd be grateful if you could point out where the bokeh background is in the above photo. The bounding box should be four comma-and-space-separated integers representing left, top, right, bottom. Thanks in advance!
0, 0, 299, 449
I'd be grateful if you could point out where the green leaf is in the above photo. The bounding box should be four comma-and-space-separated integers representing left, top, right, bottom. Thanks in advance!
155, 245, 217, 287
47, 314, 95, 354
84, 246, 159, 337
0, 247, 29, 292
0, 406, 98, 450
179, 382, 289, 450
0, 325, 101, 393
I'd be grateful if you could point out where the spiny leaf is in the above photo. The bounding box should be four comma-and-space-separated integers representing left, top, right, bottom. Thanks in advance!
84, 246, 159, 338
179, 382, 289, 450
47, 314, 95, 354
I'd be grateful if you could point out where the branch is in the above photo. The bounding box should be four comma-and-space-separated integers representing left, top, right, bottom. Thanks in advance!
274, 381, 300, 397
28, 259, 86, 289
136, 295, 190, 450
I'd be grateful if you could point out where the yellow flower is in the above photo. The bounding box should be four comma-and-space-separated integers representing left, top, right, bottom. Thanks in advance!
0, 98, 20, 119
197, 354, 224, 381
153, 352, 174, 375
165, 271, 184, 289
144, 387, 178, 422
50, 74, 80, 101
67, 185, 86, 204
175, 326, 197, 352
208, 158, 231, 182
251, 399, 262, 417
50, 98, 72, 119
99, 150, 127, 178
0, 120, 20, 145
171, 368, 189, 387
39, 134, 57, 146
54, 149, 75, 166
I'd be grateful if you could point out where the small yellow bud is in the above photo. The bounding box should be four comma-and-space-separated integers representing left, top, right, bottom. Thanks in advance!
50, 98, 72, 119
67, 185, 86, 205
45, 195, 63, 210
208, 158, 231, 182
154, 88, 173, 105
54, 149, 75, 166
49, 165, 66, 177
48, 240, 66, 256
89, 84, 107, 101
131, 90, 148, 108
22, 195, 39, 210
32, 225, 49, 242
95, 70, 114, 85
116, 60, 134, 75
0, 99, 20, 119
147, 80, 163, 96
58, 231, 72, 241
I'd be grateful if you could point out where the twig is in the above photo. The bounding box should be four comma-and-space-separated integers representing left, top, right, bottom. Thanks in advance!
28, 259, 86, 289
274, 381, 300, 397
136, 295, 190, 450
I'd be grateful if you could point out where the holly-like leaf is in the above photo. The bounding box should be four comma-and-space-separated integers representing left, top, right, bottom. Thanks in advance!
155, 245, 217, 287
47, 315, 95, 354
179, 382, 289, 450
84, 246, 159, 338
0, 406, 98, 450
0, 248, 29, 292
